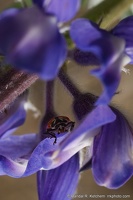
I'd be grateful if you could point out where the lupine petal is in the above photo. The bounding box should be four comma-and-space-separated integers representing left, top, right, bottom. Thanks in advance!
0, 134, 38, 159
0, 6, 67, 80
112, 16, 133, 63
70, 19, 105, 52
0, 134, 38, 177
0, 131, 69, 177
0, 93, 27, 138
70, 19, 124, 63
0, 106, 115, 177
92, 108, 133, 188
24, 133, 69, 176
0, 156, 27, 176
37, 153, 79, 200
33, 0, 81, 23
60, 105, 115, 150
0, 8, 20, 20
70, 19, 125, 104
92, 52, 123, 105
51, 106, 116, 165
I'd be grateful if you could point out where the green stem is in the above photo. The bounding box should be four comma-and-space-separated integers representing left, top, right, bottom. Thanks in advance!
84, 0, 133, 29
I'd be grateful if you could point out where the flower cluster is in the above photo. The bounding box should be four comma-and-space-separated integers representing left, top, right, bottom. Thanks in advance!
0, 0, 133, 199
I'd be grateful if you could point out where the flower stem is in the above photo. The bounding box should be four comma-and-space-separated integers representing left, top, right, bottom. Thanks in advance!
84, 0, 133, 29
45, 80, 55, 113
39, 80, 56, 140
58, 68, 81, 98
0, 68, 38, 111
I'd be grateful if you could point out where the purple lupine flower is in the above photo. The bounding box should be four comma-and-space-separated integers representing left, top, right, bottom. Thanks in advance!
0, 1, 80, 80
0, 129, 79, 199
111, 16, 133, 63
0, 6, 66, 80
33, 0, 81, 23
70, 17, 132, 105
0, 121, 79, 178
0, 78, 115, 198
54, 69, 133, 189
0, 103, 115, 200
58, 67, 133, 189
0, 105, 115, 177
53, 105, 133, 189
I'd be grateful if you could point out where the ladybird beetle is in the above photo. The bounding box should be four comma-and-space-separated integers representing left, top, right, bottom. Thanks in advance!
45, 116, 75, 144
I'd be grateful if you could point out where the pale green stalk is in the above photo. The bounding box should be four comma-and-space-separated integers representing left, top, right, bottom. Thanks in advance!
84, 0, 133, 29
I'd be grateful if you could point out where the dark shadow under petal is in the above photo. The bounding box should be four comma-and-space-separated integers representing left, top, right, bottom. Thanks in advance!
68, 48, 100, 66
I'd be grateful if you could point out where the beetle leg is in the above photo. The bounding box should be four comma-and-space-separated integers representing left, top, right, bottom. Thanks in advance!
44, 132, 57, 145
49, 133, 57, 144
53, 137, 57, 144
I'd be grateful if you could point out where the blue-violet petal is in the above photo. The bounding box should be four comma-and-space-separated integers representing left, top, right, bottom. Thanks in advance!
37, 153, 79, 200
70, 19, 125, 104
93, 108, 133, 188
0, 6, 67, 80
0, 93, 27, 138
112, 16, 133, 63
33, 0, 81, 23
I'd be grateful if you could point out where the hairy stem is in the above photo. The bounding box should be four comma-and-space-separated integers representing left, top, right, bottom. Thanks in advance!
0, 68, 38, 111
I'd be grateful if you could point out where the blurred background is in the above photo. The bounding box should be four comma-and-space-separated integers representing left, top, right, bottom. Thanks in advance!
0, 0, 133, 200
